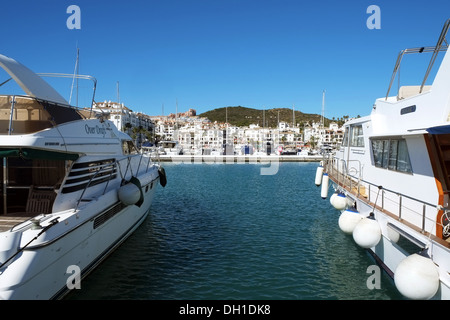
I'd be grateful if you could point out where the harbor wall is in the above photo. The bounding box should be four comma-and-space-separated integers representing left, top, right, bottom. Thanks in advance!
153, 155, 323, 163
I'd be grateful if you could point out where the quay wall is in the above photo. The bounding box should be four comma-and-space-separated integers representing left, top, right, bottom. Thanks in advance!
153, 155, 323, 163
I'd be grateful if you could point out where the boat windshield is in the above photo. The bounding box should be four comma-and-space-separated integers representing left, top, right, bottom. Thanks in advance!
0, 95, 87, 135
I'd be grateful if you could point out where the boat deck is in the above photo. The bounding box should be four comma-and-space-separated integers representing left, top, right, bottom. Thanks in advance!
0, 213, 34, 232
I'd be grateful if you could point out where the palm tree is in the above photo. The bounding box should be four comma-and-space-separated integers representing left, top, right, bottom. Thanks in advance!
309, 135, 317, 149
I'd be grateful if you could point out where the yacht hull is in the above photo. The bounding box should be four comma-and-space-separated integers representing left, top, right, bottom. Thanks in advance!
0, 178, 159, 300
336, 188, 450, 300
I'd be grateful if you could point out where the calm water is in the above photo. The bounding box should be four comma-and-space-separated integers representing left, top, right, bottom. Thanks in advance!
66, 162, 403, 300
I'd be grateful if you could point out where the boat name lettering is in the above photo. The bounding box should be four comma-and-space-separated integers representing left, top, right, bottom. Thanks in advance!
85, 124, 106, 135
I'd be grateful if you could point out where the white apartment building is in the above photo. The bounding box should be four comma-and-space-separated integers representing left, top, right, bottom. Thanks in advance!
303, 121, 344, 149
174, 122, 304, 155
92, 101, 155, 146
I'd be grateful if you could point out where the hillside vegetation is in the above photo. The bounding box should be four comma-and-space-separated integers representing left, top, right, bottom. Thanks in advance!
199, 106, 333, 128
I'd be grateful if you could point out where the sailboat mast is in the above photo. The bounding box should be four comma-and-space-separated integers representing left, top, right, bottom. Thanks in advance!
321, 90, 325, 129
117, 81, 120, 104
292, 104, 295, 128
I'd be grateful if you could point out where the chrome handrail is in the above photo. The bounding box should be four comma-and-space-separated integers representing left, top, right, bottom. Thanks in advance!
324, 156, 443, 234
36, 73, 97, 113
385, 19, 450, 100
421, 19, 450, 92
74, 161, 116, 211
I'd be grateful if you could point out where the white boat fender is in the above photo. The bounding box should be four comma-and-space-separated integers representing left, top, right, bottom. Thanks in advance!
321, 173, 329, 199
329, 192, 337, 206
338, 207, 363, 234
331, 192, 347, 210
118, 176, 144, 207
315, 165, 323, 186
386, 225, 400, 243
159, 167, 167, 187
352, 213, 381, 248
394, 249, 440, 300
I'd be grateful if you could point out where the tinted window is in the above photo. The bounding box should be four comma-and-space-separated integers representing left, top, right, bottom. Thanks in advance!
372, 138, 412, 173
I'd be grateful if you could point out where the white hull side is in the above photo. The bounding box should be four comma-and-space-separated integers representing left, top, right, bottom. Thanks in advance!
350, 195, 450, 300
0, 180, 158, 300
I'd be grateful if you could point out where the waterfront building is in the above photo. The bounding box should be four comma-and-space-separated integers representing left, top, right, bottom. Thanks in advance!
92, 101, 156, 147
303, 121, 344, 149
93, 103, 344, 155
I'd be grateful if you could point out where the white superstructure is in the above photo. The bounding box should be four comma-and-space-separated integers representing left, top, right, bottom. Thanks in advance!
317, 20, 450, 300
0, 54, 166, 299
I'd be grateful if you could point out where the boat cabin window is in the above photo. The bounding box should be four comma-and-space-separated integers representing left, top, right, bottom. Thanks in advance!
122, 140, 139, 155
371, 138, 412, 173
349, 124, 364, 147
341, 127, 349, 147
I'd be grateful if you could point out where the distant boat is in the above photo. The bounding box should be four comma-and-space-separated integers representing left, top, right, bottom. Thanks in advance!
158, 140, 183, 155
317, 20, 450, 300
0, 54, 165, 299
240, 145, 254, 155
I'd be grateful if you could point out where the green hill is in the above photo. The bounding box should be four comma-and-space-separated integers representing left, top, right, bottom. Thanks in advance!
199, 106, 332, 128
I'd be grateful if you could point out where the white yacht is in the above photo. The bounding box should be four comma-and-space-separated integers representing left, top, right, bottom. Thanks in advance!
0, 54, 166, 299
158, 140, 183, 156
317, 20, 450, 300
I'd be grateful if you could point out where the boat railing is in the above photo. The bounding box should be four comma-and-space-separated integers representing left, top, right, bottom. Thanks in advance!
116, 152, 155, 180
74, 161, 117, 211
0, 94, 103, 136
385, 19, 450, 100
324, 155, 447, 237
141, 145, 161, 166
327, 156, 363, 195
36, 73, 97, 113
74, 153, 155, 211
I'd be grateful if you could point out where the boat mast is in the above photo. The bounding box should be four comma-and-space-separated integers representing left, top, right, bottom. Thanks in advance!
117, 81, 120, 104
292, 104, 295, 129
175, 98, 178, 131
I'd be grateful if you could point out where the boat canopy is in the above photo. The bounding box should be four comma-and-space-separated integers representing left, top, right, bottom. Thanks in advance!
0, 147, 79, 160
0, 54, 68, 105
426, 124, 450, 135
0, 95, 86, 135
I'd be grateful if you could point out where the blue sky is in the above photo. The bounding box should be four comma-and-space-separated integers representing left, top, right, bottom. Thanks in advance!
1, 0, 450, 120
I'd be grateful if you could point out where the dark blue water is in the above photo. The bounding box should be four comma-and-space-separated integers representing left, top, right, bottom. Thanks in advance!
66, 162, 402, 300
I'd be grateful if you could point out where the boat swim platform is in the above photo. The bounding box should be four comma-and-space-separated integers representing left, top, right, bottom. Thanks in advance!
153, 154, 323, 163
